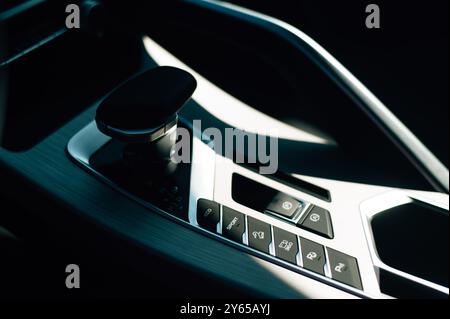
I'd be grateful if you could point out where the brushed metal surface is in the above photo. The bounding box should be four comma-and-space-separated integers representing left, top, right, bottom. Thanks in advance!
0, 104, 359, 298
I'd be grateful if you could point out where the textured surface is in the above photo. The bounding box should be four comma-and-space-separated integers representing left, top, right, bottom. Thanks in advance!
0, 102, 357, 298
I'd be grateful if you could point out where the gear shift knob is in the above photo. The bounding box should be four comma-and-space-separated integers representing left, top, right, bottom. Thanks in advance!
96, 66, 197, 143
95, 66, 196, 175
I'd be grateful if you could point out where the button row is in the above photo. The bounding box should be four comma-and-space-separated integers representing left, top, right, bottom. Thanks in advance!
197, 199, 362, 290
264, 193, 334, 239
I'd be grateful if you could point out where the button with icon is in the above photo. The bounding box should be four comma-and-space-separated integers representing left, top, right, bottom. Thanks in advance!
273, 227, 299, 264
222, 206, 246, 243
300, 237, 326, 275
266, 193, 302, 219
299, 206, 334, 239
248, 217, 272, 253
197, 199, 220, 232
327, 248, 363, 290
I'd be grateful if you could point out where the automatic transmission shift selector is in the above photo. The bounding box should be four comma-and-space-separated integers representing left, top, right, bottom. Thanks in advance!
69, 66, 198, 221
96, 66, 197, 143
95, 66, 197, 173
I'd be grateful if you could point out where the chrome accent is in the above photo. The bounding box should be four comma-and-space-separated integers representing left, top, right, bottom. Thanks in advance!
360, 192, 449, 295
243, 215, 249, 246
196, 0, 448, 192
67, 121, 111, 165
296, 236, 303, 268
216, 204, 223, 235
188, 120, 216, 227
97, 115, 178, 144
268, 225, 275, 257
323, 247, 333, 279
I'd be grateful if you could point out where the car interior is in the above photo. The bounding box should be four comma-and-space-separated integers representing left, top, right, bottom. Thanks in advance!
0, 0, 448, 300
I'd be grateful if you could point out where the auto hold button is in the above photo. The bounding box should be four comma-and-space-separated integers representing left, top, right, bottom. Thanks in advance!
197, 199, 220, 232
222, 206, 246, 244
273, 227, 299, 264
299, 206, 334, 239
300, 237, 326, 275
327, 248, 363, 290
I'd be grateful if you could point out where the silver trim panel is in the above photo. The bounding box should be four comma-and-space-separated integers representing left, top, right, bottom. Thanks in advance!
360, 192, 449, 295
194, 0, 448, 192
68, 121, 448, 299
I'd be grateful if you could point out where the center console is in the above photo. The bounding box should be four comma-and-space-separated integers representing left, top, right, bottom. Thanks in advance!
67, 57, 449, 298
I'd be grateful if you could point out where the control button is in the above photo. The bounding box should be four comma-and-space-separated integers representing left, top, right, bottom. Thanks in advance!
248, 217, 272, 254
327, 248, 363, 290
197, 199, 220, 232
273, 227, 299, 264
222, 206, 246, 244
299, 206, 334, 239
266, 193, 302, 219
300, 237, 326, 275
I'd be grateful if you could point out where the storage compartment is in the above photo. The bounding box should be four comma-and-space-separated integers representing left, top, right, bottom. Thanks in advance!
371, 201, 448, 288
379, 269, 447, 299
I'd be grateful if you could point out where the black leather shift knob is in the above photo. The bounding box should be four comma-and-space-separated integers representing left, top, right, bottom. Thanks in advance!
96, 66, 197, 143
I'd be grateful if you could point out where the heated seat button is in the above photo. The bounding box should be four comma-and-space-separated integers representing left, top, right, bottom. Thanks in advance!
300, 237, 326, 275
299, 206, 334, 239
248, 217, 272, 254
327, 248, 363, 290
273, 227, 299, 264
197, 199, 220, 232
266, 193, 302, 219
222, 206, 246, 244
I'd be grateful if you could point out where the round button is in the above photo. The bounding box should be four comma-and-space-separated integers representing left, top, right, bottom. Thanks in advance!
282, 201, 293, 210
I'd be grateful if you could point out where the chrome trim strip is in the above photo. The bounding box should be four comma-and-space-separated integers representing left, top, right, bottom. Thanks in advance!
191, 0, 448, 192
324, 247, 333, 279
269, 225, 276, 257
296, 236, 303, 268
243, 215, 249, 246
67, 121, 111, 164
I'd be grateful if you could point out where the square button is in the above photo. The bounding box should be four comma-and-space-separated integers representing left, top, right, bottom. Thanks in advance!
266, 193, 302, 219
327, 248, 363, 290
273, 227, 299, 264
300, 237, 326, 275
248, 217, 272, 254
299, 206, 334, 239
222, 206, 246, 244
197, 199, 220, 232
